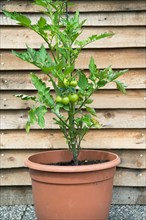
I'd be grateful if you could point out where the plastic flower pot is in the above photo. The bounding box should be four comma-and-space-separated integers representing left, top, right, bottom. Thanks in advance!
25, 150, 120, 220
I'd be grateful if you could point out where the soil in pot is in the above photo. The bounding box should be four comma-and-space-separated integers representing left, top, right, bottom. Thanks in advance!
45, 159, 109, 166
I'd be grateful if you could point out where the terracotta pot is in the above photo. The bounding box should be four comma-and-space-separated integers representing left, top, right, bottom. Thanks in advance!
25, 150, 120, 220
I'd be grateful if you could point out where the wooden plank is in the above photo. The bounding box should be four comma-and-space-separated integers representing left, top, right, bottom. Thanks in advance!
0, 186, 145, 205
0, 150, 42, 169
1, 12, 146, 26
1, 27, 145, 49
112, 186, 146, 205
0, 186, 33, 206
1, 129, 145, 150
114, 168, 146, 187
1, 49, 145, 70
1, 149, 146, 169
0, 110, 145, 129
0, 168, 145, 186
113, 149, 146, 169
0, 90, 145, 110
1, 0, 146, 12
1, 69, 145, 90
0, 169, 31, 186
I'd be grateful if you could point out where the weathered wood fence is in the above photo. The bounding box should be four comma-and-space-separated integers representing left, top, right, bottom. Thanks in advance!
0, 0, 146, 205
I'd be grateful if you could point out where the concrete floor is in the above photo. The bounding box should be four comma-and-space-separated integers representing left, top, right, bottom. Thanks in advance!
0, 205, 146, 220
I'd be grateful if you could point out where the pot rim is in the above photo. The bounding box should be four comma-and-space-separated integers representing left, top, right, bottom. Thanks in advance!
25, 150, 120, 173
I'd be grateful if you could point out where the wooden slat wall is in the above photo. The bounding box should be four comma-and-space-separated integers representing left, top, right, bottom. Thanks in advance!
0, 0, 146, 205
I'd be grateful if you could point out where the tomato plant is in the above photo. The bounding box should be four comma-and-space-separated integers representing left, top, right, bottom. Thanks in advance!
3, 0, 127, 165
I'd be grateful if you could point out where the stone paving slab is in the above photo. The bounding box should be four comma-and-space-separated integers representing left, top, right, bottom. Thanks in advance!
0, 205, 146, 220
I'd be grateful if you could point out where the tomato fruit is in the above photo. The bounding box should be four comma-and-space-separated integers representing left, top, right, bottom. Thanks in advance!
70, 80, 77, 87
62, 97, 70, 105
69, 94, 79, 103
63, 78, 69, 87
56, 96, 62, 103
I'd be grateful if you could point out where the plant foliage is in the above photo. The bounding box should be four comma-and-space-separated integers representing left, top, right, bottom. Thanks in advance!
3, 0, 127, 165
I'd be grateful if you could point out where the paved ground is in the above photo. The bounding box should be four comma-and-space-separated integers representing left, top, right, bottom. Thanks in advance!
0, 205, 146, 220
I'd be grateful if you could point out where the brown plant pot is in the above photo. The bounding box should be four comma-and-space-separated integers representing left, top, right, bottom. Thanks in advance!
25, 150, 120, 220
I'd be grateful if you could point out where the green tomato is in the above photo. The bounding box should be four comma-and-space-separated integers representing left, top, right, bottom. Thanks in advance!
70, 80, 78, 87
56, 96, 62, 103
62, 97, 70, 105
63, 78, 69, 87
69, 94, 79, 103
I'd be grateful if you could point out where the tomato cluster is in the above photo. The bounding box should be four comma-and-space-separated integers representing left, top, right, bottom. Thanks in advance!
56, 93, 79, 105
58, 79, 78, 88
56, 79, 79, 105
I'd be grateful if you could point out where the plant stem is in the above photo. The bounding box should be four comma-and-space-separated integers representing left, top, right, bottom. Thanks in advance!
76, 89, 96, 114
68, 103, 78, 165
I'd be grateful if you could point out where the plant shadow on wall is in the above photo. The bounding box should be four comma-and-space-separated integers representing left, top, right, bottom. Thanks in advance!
3, 1, 128, 219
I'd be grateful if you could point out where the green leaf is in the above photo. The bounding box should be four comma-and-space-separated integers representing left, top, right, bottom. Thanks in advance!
74, 11, 79, 21
34, 0, 48, 8
49, 76, 61, 96
55, 61, 65, 72
79, 19, 86, 27
2, 10, 31, 27
36, 106, 47, 128
42, 66, 54, 73
53, 103, 63, 115
30, 73, 46, 93
44, 87, 54, 107
115, 80, 127, 94
12, 46, 53, 70
38, 45, 47, 63
97, 80, 108, 88
75, 32, 114, 48
25, 121, 30, 133
12, 50, 31, 63
28, 108, 37, 125
26, 46, 36, 60
85, 106, 96, 116
109, 69, 128, 81
15, 94, 36, 101
64, 65, 74, 75
30, 73, 54, 107
63, 105, 70, 111
91, 118, 102, 128
38, 17, 47, 28
85, 99, 93, 104
57, 48, 68, 60
89, 57, 97, 81
98, 68, 109, 80
78, 71, 88, 90
82, 114, 92, 127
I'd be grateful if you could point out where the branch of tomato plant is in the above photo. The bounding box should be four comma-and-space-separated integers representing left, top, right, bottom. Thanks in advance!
43, 40, 57, 63
53, 116, 69, 145
75, 88, 97, 114
29, 23, 57, 63
52, 109, 70, 130
41, 2, 65, 63
68, 102, 79, 164
48, 2, 65, 62
76, 125, 92, 155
